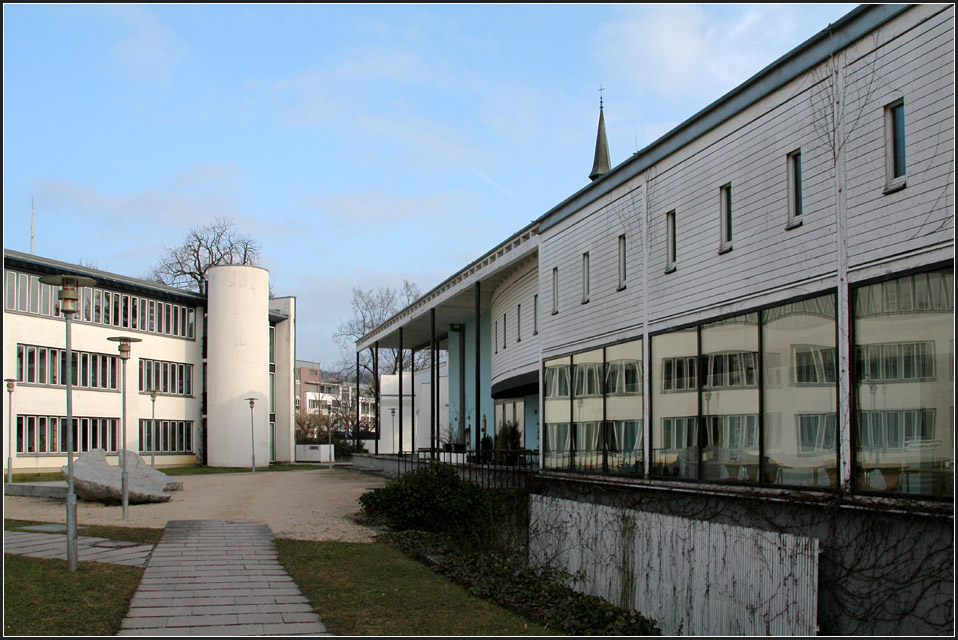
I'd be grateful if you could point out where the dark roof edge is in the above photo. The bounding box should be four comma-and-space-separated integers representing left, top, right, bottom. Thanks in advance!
4, 248, 207, 304
539, 4, 911, 232
356, 219, 539, 348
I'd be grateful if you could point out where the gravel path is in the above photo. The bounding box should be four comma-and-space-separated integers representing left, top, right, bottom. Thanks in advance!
2, 467, 387, 542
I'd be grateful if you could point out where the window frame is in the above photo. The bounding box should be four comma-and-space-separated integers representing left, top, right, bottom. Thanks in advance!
551, 267, 559, 315
617, 234, 627, 290
665, 210, 677, 273
719, 184, 733, 254
884, 99, 907, 193
581, 252, 590, 304
786, 150, 803, 230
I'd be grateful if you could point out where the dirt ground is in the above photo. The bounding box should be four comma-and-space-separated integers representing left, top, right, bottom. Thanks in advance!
2, 467, 387, 542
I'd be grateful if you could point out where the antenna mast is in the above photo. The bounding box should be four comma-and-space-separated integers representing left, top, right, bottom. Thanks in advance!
31, 197, 35, 255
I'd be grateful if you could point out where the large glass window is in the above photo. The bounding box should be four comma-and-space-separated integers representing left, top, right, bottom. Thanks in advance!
652, 327, 698, 479
854, 268, 953, 497
573, 349, 603, 471
763, 294, 837, 487
544, 356, 571, 469
701, 313, 759, 482
605, 339, 643, 475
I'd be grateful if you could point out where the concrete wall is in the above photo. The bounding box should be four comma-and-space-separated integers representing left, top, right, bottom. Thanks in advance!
531, 478, 952, 635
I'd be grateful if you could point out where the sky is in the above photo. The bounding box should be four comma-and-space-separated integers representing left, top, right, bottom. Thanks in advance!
3, 4, 857, 368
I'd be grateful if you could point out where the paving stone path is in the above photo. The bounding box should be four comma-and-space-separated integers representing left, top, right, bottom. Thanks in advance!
4, 519, 329, 636
3, 527, 155, 567
119, 519, 329, 636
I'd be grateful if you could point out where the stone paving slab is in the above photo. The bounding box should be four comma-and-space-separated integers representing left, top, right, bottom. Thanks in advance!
3, 530, 154, 567
118, 520, 329, 636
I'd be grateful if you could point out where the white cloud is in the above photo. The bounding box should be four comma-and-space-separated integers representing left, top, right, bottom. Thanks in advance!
300, 189, 469, 226
594, 5, 841, 105
108, 5, 187, 82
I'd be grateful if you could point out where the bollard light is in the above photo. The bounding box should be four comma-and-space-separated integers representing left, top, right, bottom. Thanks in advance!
245, 397, 256, 472
40, 273, 96, 572
108, 336, 142, 521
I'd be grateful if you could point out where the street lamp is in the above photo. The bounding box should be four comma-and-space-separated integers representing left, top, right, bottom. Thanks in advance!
5, 379, 15, 484
326, 399, 333, 470
39, 273, 96, 572
390, 407, 397, 477
108, 336, 142, 520
245, 397, 256, 472
149, 390, 158, 469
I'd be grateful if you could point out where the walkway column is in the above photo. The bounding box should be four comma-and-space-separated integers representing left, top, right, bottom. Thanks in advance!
474, 282, 481, 453
410, 348, 415, 457
431, 307, 437, 459
373, 343, 379, 455
355, 350, 360, 451
398, 327, 403, 459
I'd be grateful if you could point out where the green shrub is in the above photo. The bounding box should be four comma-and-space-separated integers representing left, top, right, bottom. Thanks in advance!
384, 530, 661, 636
359, 462, 491, 539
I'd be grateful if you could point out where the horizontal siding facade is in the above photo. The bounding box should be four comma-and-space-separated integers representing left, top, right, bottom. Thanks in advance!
490, 259, 540, 385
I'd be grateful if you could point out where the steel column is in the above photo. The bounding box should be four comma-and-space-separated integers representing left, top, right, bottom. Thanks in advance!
474, 282, 481, 453
398, 327, 403, 460
373, 343, 379, 454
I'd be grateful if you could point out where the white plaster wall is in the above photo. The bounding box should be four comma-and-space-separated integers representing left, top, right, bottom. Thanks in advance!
206, 265, 270, 468
270, 296, 296, 463
377, 373, 415, 454
3, 296, 203, 472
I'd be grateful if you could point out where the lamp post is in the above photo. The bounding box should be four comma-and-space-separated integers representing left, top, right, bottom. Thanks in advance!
327, 399, 333, 470
5, 379, 15, 484
149, 390, 158, 469
40, 273, 96, 572
390, 408, 397, 477
108, 336, 141, 520
245, 397, 256, 472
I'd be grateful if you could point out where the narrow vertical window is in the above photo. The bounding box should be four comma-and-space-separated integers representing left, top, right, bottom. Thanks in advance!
533, 294, 539, 335
502, 313, 507, 349
665, 210, 677, 272
552, 268, 559, 315
719, 184, 733, 253
885, 99, 906, 191
494, 320, 498, 354
517, 304, 522, 342
787, 150, 803, 229
617, 234, 627, 290
582, 253, 590, 304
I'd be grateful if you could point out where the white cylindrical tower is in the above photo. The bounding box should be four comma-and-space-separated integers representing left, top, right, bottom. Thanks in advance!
206, 265, 270, 468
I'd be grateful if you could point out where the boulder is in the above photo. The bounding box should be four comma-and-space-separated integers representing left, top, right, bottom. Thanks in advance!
64, 449, 174, 504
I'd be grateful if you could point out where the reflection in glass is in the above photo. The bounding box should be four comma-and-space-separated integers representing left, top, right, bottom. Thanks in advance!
854, 269, 953, 497
573, 349, 604, 471
606, 340, 643, 475
652, 328, 698, 478
701, 313, 759, 481
544, 357, 571, 469
763, 294, 837, 487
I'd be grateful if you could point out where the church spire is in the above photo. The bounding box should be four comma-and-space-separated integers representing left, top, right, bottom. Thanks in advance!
589, 87, 611, 182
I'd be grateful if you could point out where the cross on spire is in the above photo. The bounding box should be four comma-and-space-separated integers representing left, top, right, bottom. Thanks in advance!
598, 85, 605, 108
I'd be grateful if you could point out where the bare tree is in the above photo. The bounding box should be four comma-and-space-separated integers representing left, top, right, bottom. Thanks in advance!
333, 279, 430, 379
148, 216, 261, 292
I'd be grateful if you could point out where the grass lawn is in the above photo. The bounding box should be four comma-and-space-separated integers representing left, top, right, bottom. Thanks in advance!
277, 539, 554, 636
3, 520, 551, 636
5, 462, 325, 483
3, 554, 142, 636
5, 519, 164, 545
